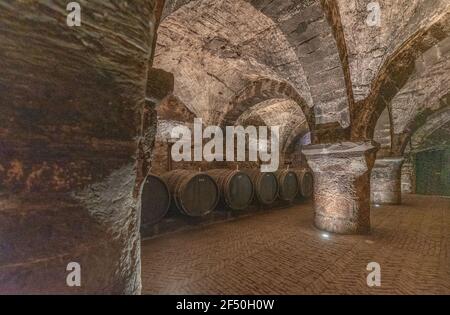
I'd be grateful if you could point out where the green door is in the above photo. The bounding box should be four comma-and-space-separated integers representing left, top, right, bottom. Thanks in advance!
416, 148, 450, 196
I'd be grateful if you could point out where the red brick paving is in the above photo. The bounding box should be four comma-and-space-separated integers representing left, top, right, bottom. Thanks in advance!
141, 195, 450, 294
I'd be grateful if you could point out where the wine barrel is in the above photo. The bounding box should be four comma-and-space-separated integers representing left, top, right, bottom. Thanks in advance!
276, 170, 299, 202
161, 170, 219, 217
295, 169, 314, 198
242, 169, 278, 205
140, 174, 171, 226
206, 169, 254, 210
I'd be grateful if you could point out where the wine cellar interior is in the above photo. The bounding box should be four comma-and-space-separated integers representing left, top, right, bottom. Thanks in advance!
1, 0, 450, 295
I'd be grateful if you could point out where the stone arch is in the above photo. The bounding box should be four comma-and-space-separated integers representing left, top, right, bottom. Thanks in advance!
283, 122, 311, 155
222, 78, 314, 131
158, 0, 352, 133
373, 107, 393, 157
392, 93, 450, 155
351, 10, 450, 140
234, 97, 310, 168
411, 105, 450, 150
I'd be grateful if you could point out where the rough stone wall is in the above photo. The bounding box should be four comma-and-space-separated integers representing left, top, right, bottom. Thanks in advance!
0, 0, 161, 294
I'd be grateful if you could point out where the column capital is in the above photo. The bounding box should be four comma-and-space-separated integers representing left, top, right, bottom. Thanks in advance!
302, 141, 379, 158
302, 141, 379, 234
373, 156, 405, 166
302, 141, 379, 175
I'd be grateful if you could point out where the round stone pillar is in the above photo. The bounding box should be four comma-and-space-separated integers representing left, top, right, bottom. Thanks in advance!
401, 159, 416, 194
0, 1, 161, 294
371, 157, 404, 205
302, 141, 379, 234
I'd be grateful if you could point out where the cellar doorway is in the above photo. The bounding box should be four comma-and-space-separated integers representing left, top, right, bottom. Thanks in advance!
415, 148, 450, 196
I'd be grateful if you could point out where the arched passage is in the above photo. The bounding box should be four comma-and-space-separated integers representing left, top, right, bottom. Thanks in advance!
234, 98, 310, 168
223, 78, 314, 131
411, 105, 450, 150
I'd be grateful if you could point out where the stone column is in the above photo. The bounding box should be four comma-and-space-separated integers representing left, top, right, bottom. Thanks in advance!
371, 157, 405, 205
302, 141, 379, 234
0, 1, 161, 294
401, 159, 416, 194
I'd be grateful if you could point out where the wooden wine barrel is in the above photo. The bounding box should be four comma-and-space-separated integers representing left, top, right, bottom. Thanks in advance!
295, 169, 314, 198
140, 174, 171, 226
242, 169, 278, 205
276, 170, 299, 202
161, 170, 219, 217
206, 169, 254, 210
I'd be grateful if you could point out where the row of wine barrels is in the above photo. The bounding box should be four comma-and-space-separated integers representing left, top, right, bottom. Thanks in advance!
206, 169, 254, 210
140, 169, 314, 226
161, 169, 220, 217
276, 170, 299, 202
295, 169, 314, 198
241, 169, 278, 205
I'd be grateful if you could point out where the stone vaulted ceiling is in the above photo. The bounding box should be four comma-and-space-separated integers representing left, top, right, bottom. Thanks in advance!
155, 0, 351, 131
391, 36, 450, 136
236, 99, 308, 152
338, 0, 450, 101
156, 0, 450, 148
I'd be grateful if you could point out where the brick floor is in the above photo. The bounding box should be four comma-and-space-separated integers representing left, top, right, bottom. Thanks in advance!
141, 195, 450, 294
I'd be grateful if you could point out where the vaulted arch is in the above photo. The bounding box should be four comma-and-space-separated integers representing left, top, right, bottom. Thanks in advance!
351, 9, 450, 139
222, 78, 313, 130
411, 105, 450, 151
157, 0, 351, 135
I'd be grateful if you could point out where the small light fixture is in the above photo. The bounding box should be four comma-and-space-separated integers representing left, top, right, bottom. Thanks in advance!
321, 233, 330, 239
374, 204, 381, 208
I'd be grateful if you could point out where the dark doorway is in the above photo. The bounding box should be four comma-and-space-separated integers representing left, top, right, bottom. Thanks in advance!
416, 148, 450, 196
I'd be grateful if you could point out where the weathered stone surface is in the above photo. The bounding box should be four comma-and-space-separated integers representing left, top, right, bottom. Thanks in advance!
0, 0, 161, 294
390, 37, 450, 137
373, 107, 392, 157
236, 99, 308, 152
350, 8, 450, 140
157, 0, 352, 137
146, 68, 175, 103
1, 0, 449, 295
338, 0, 450, 101
371, 157, 404, 205
303, 141, 379, 234
401, 158, 416, 194
411, 105, 450, 152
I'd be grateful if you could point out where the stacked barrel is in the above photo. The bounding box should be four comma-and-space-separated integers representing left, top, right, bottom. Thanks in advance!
140, 168, 314, 227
